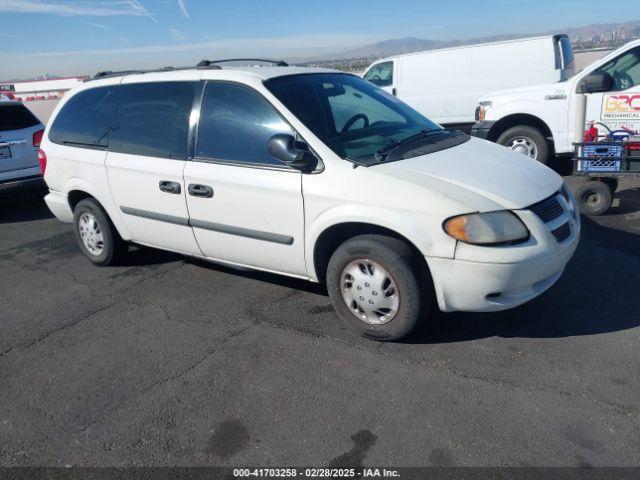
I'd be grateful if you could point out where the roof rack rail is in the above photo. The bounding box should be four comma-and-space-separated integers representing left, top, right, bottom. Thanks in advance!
197, 58, 289, 67
87, 58, 283, 82
87, 63, 224, 82
91, 70, 145, 80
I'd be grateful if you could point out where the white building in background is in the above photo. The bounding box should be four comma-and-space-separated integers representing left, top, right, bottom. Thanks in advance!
4, 77, 87, 101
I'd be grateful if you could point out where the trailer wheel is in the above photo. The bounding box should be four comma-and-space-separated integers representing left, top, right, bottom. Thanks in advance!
575, 180, 612, 216
601, 177, 619, 195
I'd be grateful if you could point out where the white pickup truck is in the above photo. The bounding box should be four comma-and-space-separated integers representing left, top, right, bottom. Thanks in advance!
471, 39, 640, 165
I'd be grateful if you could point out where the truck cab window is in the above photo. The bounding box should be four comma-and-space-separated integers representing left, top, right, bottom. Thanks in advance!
363, 61, 394, 87
596, 46, 640, 91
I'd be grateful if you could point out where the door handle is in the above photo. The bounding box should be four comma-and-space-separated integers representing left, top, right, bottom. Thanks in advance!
392, 87, 397, 96
159, 180, 181, 194
188, 184, 214, 198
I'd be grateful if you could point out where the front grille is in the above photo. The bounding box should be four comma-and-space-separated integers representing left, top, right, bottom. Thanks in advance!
527, 193, 564, 223
552, 223, 571, 243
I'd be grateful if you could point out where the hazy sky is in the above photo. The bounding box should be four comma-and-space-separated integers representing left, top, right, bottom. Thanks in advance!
0, 0, 635, 79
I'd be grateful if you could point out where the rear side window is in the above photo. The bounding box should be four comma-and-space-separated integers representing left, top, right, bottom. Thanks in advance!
0, 103, 40, 132
109, 82, 197, 160
196, 82, 293, 166
363, 61, 394, 87
49, 86, 113, 147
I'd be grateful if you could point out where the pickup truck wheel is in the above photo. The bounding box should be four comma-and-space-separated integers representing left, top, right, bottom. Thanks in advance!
575, 180, 612, 216
326, 234, 431, 342
73, 198, 126, 266
497, 126, 550, 164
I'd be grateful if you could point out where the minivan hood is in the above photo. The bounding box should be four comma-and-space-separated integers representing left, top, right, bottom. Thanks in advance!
374, 137, 562, 211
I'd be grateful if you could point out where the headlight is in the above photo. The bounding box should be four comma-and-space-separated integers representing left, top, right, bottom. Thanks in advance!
475, 101, 493, 122
444, 211, 529, 245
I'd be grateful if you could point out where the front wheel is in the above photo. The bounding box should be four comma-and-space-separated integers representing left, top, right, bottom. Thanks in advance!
326, 235, 432, 342
496, 125, 550, 164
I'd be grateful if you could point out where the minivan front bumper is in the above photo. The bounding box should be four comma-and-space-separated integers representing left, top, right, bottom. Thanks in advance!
427, 241, 577, 312
426, 194, 580, 313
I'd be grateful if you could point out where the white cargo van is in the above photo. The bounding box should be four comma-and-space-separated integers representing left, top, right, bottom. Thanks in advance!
363, 35, 575, 131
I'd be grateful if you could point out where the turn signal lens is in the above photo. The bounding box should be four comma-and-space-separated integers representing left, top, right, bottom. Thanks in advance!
476, 101, 493, 123
477, 107, 486, 123
444, 211, 529, 245
444, 215, 469, 242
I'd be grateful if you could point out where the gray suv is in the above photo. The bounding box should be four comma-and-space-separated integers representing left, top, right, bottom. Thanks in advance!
0, 101, 45, 189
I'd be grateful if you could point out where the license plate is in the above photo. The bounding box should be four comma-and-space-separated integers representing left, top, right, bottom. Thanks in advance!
0, 146, 12, 159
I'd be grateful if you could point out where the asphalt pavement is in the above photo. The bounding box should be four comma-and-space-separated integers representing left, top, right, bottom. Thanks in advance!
0, 178, 639, 467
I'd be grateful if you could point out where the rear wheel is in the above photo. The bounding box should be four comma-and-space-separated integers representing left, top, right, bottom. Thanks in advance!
496, 125, 550, 164
73, 198, 126, 265
575, 180, 612, 216
326, 234, 431, 342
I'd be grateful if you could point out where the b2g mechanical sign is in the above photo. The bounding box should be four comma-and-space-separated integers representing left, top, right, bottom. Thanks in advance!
602, 94, 640, 120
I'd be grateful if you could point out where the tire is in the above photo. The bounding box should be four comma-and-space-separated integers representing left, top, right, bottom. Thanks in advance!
73, 198, 126, 265
496, 125, 550, 164
601, 177, 619, 195
575, 180, 612, 216
326, 234, 431, 342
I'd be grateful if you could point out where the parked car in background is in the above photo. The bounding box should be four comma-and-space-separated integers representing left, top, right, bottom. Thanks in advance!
42, 63, 579, 341
0, 84, 17, 101
472, 39, 640, 165
363, 35, 575, 132
0, 100, 45, 189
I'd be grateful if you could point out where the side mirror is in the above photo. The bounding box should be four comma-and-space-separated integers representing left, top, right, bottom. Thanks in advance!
578, 71, 613, 94
268, 134, 318, 172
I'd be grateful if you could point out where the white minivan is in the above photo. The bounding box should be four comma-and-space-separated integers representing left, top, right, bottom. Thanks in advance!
363, 35, 575, 131
42, 62, 579, 341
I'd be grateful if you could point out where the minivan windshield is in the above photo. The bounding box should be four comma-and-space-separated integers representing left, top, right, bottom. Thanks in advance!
264, 73, 468, 165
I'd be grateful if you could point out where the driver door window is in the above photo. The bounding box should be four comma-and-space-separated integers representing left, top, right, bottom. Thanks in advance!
363, 61, 394, 87
196, 82, 294, 166
595, 46, 640, 91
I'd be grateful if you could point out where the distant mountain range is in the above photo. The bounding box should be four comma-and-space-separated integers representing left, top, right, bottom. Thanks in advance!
313, 20, 640, 61
562, 20, 640, 41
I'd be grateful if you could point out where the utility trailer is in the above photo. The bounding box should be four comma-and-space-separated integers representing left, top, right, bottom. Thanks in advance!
572, 138, 640, 215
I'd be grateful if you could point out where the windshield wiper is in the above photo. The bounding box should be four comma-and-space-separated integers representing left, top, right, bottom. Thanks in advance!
374, 128, 445, 162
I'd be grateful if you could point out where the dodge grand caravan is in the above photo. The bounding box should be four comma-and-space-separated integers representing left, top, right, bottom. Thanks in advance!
42, 62, 580, 341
